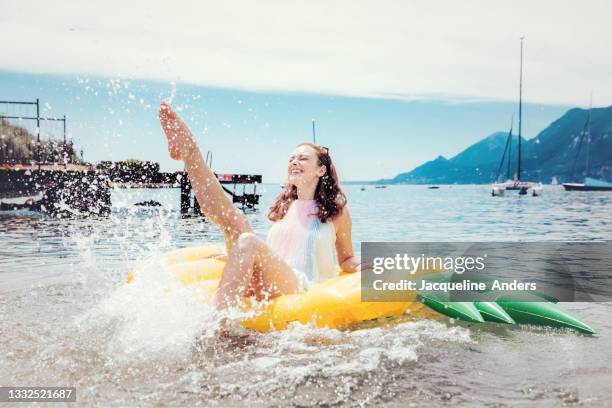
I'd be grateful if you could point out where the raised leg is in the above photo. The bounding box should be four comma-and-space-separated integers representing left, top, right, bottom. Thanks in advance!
158, 101, 252, 251
214, 232, 300, 309
158, 102, 297, 309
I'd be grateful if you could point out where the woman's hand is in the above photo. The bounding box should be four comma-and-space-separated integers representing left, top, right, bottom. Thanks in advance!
340, 256, 361, 273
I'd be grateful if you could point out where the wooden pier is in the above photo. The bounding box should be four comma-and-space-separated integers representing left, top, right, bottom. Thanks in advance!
1, 99, 262, 216
96, 160, 262, 213
180, 172, 261, 215
0, 165, 261, 216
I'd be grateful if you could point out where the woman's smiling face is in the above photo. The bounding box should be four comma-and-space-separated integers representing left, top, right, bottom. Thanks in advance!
287, 145, 326, 188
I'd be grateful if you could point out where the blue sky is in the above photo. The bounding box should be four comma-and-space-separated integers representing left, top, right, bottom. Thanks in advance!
0, 71, 573, 182
1, 1, 610, 182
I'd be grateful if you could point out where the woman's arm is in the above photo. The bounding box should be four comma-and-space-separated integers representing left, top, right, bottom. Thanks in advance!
333, 206, 361, 273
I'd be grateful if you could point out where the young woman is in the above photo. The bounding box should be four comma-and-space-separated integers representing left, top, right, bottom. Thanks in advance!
158, 101, 360, 309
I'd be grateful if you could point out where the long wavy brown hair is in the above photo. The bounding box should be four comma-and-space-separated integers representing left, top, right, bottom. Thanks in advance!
268, 143, 347, 223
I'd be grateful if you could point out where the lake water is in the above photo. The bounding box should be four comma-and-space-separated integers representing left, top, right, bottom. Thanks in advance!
1, 184, 611, 406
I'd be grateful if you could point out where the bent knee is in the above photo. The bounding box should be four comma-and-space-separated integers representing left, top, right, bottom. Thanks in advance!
235, 232, 259, 250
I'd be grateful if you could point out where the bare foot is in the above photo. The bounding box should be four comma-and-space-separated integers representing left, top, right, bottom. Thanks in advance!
158, 101, 197, 160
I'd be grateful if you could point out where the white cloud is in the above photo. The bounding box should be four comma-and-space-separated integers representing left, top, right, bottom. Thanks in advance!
1, 0, 611, 106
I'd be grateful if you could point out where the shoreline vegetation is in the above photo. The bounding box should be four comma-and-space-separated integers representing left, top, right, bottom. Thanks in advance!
0, 119, 82, 165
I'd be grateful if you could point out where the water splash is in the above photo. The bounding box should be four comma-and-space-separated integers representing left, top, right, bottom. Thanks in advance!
166, 81, 177, 105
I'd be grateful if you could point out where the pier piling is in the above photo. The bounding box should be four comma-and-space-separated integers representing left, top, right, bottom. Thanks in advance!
179, 172, 191, 215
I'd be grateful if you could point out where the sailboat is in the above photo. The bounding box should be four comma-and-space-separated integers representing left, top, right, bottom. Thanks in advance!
491, 37, 540, 196
563, 104, 612, 191
564, 178, 612, 191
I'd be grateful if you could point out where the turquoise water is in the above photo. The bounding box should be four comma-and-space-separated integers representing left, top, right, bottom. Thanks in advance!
1, 184, 611, 406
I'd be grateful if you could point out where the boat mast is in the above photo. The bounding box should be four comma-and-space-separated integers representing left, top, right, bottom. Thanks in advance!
507, 121, 513, 180
312, 119, 316, 144
517, 36, 524, 182
496, 114, 514, 182
569, 114, 590, 182
585, 93, 592, 178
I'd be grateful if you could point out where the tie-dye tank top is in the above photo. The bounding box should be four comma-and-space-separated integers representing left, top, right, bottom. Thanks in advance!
266, 199, 337, 291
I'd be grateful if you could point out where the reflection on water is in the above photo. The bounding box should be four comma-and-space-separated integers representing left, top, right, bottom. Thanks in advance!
1, 185, 611, 406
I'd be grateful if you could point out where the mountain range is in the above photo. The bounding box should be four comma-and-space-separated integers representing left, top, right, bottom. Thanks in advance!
380, 106, 612, 184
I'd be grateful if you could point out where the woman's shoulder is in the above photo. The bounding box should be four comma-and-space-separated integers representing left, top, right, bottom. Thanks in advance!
330, 204, 350, 228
